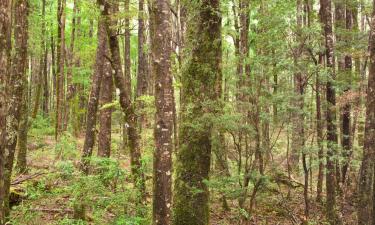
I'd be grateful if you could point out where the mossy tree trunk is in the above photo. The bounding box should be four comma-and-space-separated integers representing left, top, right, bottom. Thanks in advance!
173, 0, 222, 224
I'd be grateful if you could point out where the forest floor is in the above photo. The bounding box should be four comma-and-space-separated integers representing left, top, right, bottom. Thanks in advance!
8, 120, 357, 225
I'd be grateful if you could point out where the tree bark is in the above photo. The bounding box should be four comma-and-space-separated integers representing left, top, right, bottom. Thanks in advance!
358, 1, 375, 224
335, 0, 345, 186
316, 53, 324, 202
80, 19, 107, 174
173, 0, 222, 224
290, 0, 305, 174
150, 0, 173, 224
341, 0, 353, 184
320, 0, 338, 223
97, 52, 113, 158
64, 0, 79, 132
16, 88, 29, 174
122, 0, 131, 157
42, 0, 49, 116
55, 0, 66, 140
97, 0, 146, 199
3, 0, 29, 219
0, 0, 12, 223
137, 0, 149, 130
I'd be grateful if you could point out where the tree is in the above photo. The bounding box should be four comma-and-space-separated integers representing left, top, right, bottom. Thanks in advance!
137, 0, 149, 130
358, 1, 375, 223
3, 0, 29, 219
150, 0, 173, 224
98, 51, 113, 158
173, 0, 222, 224
0, 0, 12, 222
55, 0, 66, 140
16, 89, 29, 174
97, 0, 146, 199
81, 19, 107, 174
320, 0, 338, 223
341, 0, 353, 184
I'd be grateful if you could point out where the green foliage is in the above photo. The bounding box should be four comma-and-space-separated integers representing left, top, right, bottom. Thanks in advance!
55, 133, 78, 160
29, 115, 54, 137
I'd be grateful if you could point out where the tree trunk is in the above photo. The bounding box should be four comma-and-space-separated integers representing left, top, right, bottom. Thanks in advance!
316, 53, 324, 202
55, 0, 66, 140
97, 0, 146, 199
341, 1, 353, 184
97, 53, 113, 158
173, 0, 222, 224
335, 0, 345, 186
0, 0, 12, 222
64, 0, 79, 132
3, 0, 29, 219
290, 0, 305, 174
150, 0, 173, 224
137, 0, 149, 130
42, 0, 49, 116
122, 0, 131, 157
358, 1, 375, 224
80, 19, 107, 174
16, 87, 28, 174
320, 0, 338, 223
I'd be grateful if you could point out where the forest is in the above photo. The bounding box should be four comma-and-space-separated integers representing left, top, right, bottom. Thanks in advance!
1, 0, 375, 224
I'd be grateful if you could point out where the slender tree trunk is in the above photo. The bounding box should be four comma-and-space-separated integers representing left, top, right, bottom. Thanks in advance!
150, 0, 173, 223
173, 0, 222, 224
51, 32, 57, 113
0, 0, 12, 222
316, 53, 324, 202
341, 1, 353, 184
42, 0, 49, 116
320, 0, 338, 223
335, 0, 345, 187
3, 0, 29, 219
122, 0, 131, 156
32, 64, 42, 118
358, 2, 375, 224
137, 0, 149, 130
80, 20, 107, 174
64, 0, 79, 132
290, 0, 305, 174
55, 0, 66, 140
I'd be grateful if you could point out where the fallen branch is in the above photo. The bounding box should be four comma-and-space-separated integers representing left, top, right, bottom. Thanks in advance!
11, 171, 48, 186
30, 208, 74, 214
